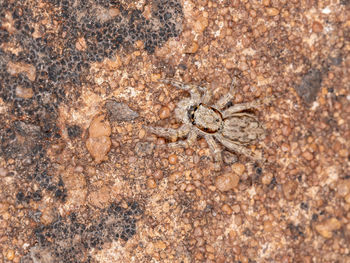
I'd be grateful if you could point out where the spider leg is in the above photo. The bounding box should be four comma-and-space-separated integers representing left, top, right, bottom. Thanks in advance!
201, 86, 212, 104
205, 134, 222, 165
167, 129, 197, 148
146, 124, 191, 141
214, 134, 264, 161
160, 79, 201, 101
214, 78, 236, 109
222, 101, 262, 119
223, 110, 259, 119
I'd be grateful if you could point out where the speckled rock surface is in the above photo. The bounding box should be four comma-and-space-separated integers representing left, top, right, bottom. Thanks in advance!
0, 0, 349, 262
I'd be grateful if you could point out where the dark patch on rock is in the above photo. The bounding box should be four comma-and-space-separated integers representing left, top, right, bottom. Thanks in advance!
67, 124, 82, 139
106, 100, 139, 122
28, 201, 143, 262
295, 69, 322, 104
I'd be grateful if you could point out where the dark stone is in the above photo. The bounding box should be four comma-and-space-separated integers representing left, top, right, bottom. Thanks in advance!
295, 69, 322, 104
105, 100, 139, 122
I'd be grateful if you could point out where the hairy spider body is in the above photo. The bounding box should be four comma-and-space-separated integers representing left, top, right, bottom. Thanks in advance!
147, 79, 267, 169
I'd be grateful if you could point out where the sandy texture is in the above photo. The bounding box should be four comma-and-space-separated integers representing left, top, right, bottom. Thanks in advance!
0, 0, 349, 262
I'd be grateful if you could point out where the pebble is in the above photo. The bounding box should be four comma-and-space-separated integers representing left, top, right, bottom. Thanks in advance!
86, 136, 111, 163
185, 41, 199, 54
265, 7, 279, 16
147, 178, 157, 189
262, 173, 273, 185
153, 170, 163, 179
337, 180, 350, 197
159, 106, 171, 119
105, 100, 139, 122
315, 218, 342, 238
302, 151, 314, 161
168, 154, 178, 164
138, 128, 146, 139
221, 204, 233, 214
283, 180, 298, 200
7, 61, 36, 81
88, 114, 111, 138
312, 21, 323, 33
6, 249, 15, 261
231, 163, 246, 176
215, 173, 239, 192
15, 86, 34, 99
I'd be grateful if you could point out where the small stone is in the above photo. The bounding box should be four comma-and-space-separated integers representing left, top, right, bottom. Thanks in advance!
154, 240, 166, 250
215, 173, 239, 192
147, 178, 157, 189
266, 7, 279, 16
6, 249, 15, 261
0, 167, 8, 177
86, 136, 111, 163
283, 180, 298, 200
7, 61, 36, 81
222, 204, 233, 214
194, 226, 203, 237
263, 220, 273, 232
262, 173, 273, 185
262, 0, 270, 6
153, 170, 163, 180
302, 151, 314, 161
231, 163, 246, 176
315, 218, 342, 238
194, 16, 208, 33
159, 106, 171, 119
185, 184, 195, 192
295, 68, 322, 104
138, 128, 146, 139
168, 154, 178, 164
312, 21, 323, 33
75, 36, 87, 51
89, 114, 111, 138
337, 180, 350, 197
105, 100, 139, 122
185, 41, 199, 54
15, 86, 34, 99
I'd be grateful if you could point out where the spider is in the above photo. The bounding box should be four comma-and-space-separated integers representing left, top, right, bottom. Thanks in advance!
147, 78, 267, 169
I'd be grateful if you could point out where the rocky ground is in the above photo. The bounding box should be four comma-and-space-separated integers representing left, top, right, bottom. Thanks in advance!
0, 0, 349, 262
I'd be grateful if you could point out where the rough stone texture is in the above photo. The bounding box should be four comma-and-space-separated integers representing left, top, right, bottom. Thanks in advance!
0, 0, 349, 262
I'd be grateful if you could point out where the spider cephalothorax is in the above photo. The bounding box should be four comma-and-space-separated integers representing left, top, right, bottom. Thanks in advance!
147, 79, 267, 169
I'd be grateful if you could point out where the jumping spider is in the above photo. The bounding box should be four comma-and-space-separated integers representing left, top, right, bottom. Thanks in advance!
147, 79, 267, 169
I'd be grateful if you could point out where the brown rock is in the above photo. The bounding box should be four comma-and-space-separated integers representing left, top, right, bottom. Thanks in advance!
86, 136, 111, 163
282, 180, 298, 200
7, 61, 36, 81
337, 180, 350, 197
159, 106, 171, 119
231, 163, 246, 176
168, 154, 178, 164
89, 114, 111, 138
215, 173, 239, 192
266, 7, 279, 16
222, 204, 233, 214
147, 178, 157, 189
312, 21, 323, 33
15, 86, 34, 99
315, 218, 342, 238
302, 151, 314, 161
